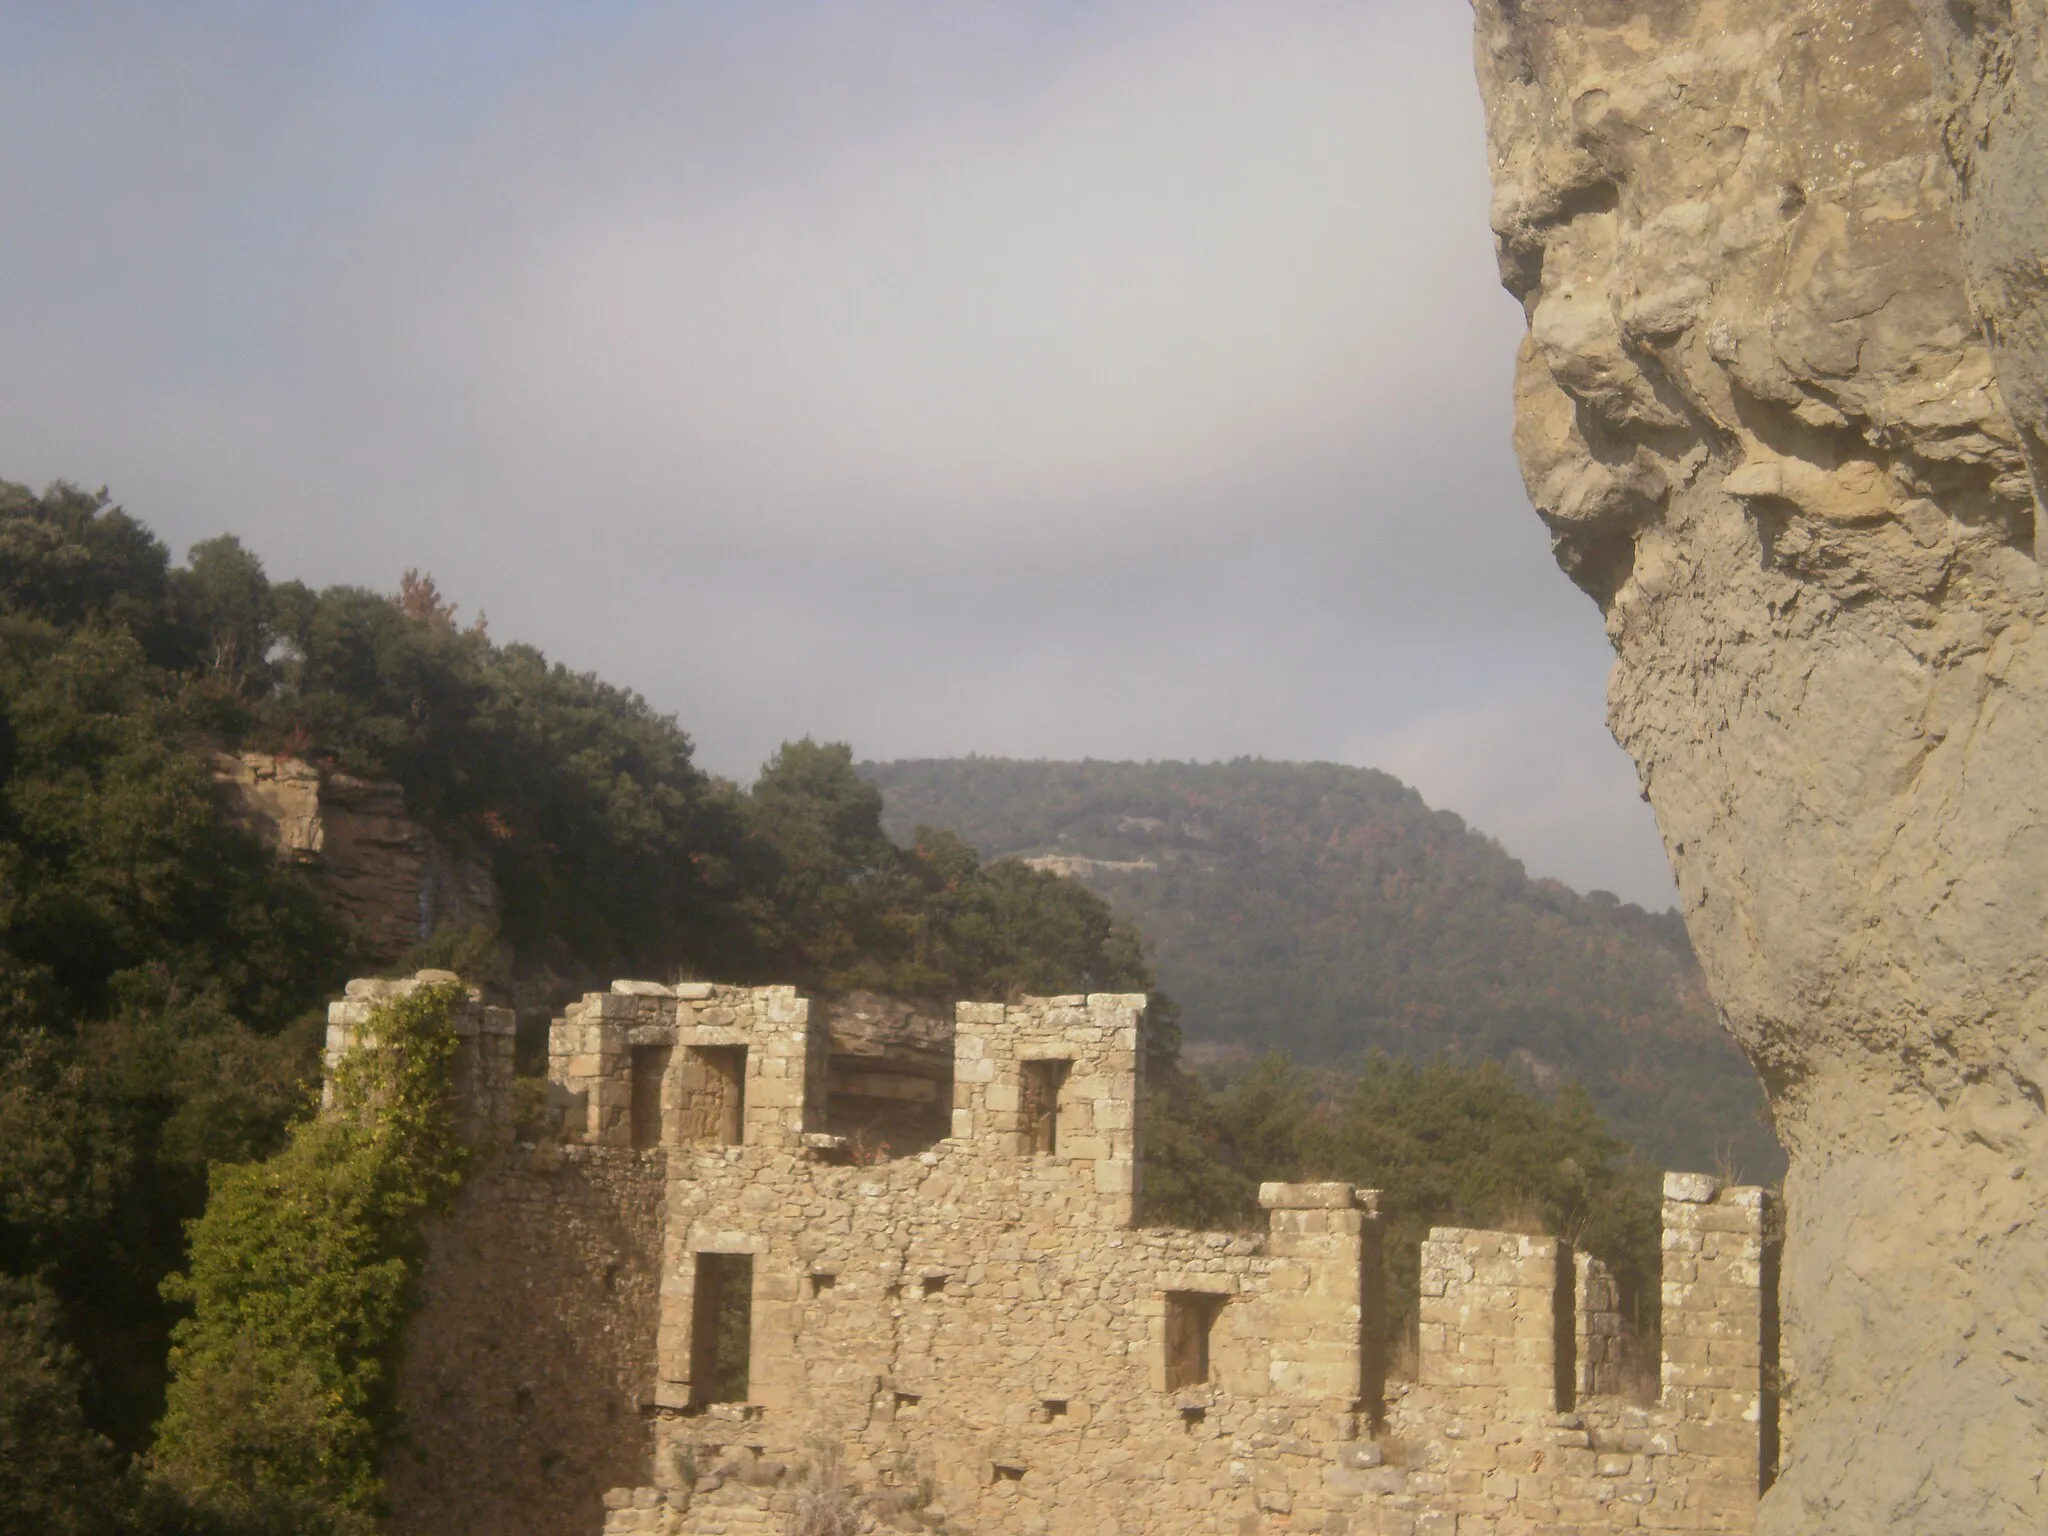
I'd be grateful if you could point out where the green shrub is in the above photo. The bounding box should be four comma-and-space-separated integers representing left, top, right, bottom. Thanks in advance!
152, 982, 470, 1532
0, 1277, 123, 1536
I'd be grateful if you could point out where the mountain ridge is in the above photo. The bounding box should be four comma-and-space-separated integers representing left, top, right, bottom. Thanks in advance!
864, 755, 1781, 1178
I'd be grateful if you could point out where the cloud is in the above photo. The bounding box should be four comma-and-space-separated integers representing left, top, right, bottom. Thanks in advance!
1355, 691, 1680, 909
0, 1, 1681, 907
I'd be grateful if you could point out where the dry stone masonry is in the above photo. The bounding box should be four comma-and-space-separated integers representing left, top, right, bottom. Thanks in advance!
1468, 4, 2048, 1528
331, 973, 1782, 1535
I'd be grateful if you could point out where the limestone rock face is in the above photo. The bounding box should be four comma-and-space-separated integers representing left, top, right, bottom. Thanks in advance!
813, 990, 956, 1153
1470, 3, 2047, 1529
215, 751, 500, 960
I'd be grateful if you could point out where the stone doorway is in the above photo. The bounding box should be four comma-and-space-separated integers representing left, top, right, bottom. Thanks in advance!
689, 1252, 753, 1408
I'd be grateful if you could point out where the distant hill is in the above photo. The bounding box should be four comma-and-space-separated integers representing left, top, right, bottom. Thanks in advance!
865, 757, 1782, 1178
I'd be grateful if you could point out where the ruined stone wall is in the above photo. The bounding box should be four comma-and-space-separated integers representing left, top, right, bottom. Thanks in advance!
1419, 1229, 1570, 1420
323, 971, 516, 1148
324, 976, 1782, 1536
1468, 4, 2048, 1527
386, 1147, 666, 1536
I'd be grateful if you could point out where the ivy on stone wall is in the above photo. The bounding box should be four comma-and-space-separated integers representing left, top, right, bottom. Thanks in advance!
151, 982, 470, 1534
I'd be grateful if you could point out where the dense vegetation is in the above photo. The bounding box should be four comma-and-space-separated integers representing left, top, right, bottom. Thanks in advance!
1145, 1055, 1661, 1365
0, 483, 1152, 1531
0, 481, 1671, 1530
155, 982, 472, 1535
866, 757, 1781, 1178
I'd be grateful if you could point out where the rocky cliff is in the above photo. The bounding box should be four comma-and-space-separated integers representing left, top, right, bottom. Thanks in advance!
1469, 3, 2046, 1530
215, 752, 500, 961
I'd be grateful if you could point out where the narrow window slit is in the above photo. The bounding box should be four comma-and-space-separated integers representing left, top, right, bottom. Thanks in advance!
1164, 1291, 1227, 1391
1020, 1058, 1070, 1155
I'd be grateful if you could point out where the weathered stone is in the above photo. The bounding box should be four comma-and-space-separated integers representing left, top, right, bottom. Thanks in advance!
1662, 1172, 1719, 1206
1470, 4, 2048, 1530
322, 970, 515, 1148
612, 980, 676, 998
214, 750, 500, 960
1260, 1182, 1363, 1210
325, 974, 1780, 1536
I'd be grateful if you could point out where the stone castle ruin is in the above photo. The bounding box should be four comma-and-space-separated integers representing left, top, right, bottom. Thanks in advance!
329, 973, 1780, 1535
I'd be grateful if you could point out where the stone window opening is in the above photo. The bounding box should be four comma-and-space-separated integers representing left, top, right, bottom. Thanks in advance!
809, 1271, 836, 1297
630, 1044, 671, 1149
689, 1252, 753, 1409
921, 1274, 947, 1298
1164, 1291, 1227, 1390
680, 1044, 747, 1146
1038, 1398, 1068, 1422
1552, 1241, 1578, 1413
1179, 1404, 1206, 1434
1020, 1058, 1070, 1155
991, 1461, 1025, 1484
893, 1390, 920, 1415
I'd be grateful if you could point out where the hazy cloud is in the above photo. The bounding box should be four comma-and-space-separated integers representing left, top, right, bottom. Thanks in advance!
0, 1, 1678, 906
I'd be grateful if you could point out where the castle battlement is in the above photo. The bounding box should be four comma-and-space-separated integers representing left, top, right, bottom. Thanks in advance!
327, 974, 1780, 1536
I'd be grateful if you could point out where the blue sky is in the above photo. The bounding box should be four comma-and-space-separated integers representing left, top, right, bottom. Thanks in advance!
0, 1, 1678, 906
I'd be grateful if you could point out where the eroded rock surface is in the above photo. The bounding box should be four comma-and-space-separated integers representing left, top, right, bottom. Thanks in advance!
1470, 3, 2047, 1529
215, 751, 500, 959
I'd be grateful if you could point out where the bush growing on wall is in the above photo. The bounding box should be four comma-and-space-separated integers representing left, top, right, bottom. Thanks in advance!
151, 982, 470, 1533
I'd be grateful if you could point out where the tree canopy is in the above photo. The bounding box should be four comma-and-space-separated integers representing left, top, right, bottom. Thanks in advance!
0, 480, 1675, 1528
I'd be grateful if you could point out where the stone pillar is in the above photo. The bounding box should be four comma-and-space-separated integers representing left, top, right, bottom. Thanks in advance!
1661, 1173, 1775, 1506
323, 970, 515, 1147
1418, 1228, 1566, 1417
951, 993, 1146, 1224
1260, 1182, 1381, 1431
549, 992, 634, 1146
696, 984, 812, 1151
1574, 1250, 1627, 1401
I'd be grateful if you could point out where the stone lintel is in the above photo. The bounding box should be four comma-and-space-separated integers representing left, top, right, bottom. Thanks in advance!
611, 979, 675, 997
1260, 1181, 1359, 1210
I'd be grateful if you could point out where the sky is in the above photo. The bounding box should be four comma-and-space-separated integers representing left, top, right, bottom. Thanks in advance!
0, 1, 1680, 908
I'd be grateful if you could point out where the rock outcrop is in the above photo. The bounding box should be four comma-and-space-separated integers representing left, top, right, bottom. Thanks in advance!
215, 751, 500, 960
1469, 3, 2048, 1530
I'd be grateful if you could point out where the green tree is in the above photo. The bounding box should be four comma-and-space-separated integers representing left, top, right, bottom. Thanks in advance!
154, 982, 471, 1533
1189, 1054, 1662, 1358
0, 1277, 123, 1536
172, 537, 274, 698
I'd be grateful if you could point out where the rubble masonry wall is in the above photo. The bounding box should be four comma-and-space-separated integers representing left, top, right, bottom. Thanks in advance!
333, 975, 1778, 1535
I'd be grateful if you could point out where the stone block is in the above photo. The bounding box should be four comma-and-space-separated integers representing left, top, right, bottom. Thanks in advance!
1260, 1182, 1358, 1210
1663, 1171, 1720, 1204
1095, 1159, 1134, 1194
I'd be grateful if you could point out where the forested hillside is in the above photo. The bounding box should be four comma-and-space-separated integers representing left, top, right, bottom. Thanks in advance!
866, 757, 1780, 1178
0, 483, 1151, 1532
1, 482, 1675, 1533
